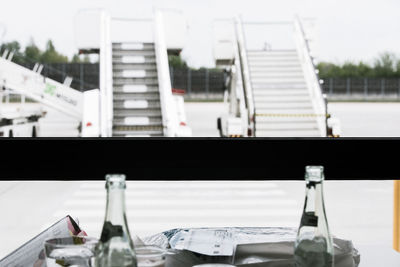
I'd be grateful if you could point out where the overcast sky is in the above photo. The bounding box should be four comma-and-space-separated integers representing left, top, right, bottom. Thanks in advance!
0, 0, 399, 68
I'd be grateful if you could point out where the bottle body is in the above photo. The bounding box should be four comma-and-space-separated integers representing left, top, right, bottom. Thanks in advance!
95, 174, 137, 267
294, 166, 333, 267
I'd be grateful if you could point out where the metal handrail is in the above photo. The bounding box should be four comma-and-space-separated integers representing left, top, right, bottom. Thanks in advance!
293, 15, 327, 137
154, 10, 178, 137
235, 17, 256, 136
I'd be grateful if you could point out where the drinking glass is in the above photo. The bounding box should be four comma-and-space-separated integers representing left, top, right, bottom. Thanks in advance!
44, 236, 98, 267
136, 245, 166, 267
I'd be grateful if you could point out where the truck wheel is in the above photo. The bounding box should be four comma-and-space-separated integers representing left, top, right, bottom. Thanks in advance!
32, 126, 37, 137
9, 130, 13, 138
217, 118, 223, 137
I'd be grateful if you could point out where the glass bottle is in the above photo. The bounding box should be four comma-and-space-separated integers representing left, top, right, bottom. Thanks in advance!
94, 174, 137, 267
294, 166, 334, 267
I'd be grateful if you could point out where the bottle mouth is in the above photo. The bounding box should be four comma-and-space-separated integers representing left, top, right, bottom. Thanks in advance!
105, 174, 127, 189
305, 166, 324, 182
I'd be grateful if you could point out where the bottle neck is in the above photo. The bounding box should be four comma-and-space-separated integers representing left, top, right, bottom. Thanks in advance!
105, 187, 127, 225
305, 181, 324, 215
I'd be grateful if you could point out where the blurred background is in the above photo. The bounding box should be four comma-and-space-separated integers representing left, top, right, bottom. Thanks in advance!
0, 0, 399, 266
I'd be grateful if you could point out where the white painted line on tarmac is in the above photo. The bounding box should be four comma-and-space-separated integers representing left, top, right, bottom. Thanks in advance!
63, 198, 297, 207
79, 181, 280, 189
72, 189, 287, 197
53, 208, 300, 219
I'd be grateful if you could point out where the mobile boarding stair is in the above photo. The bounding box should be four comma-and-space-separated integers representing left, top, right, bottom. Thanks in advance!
0, 50, 100, 137
214, 16, 340, 137
75, 9, 191, 137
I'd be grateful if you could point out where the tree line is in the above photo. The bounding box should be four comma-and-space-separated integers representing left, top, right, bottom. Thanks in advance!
2, 39, 400, 79
0, 39, 90, 65
317, 52, 400, 79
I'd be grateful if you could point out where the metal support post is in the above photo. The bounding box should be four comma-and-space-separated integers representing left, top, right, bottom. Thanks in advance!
205, 69, 209, 99
187, 68, 191, 97
80, 63, 84, 91
346, 78, 351, 96
170, 66, 174, 89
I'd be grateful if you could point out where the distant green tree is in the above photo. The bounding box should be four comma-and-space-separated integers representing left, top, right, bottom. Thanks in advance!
317, 51, 400, 79
40, 40, 69, 63
341, 62, 359, 77
356, 62, 373, 77
168, 55, 187, 68
317, 62, 341, 79
24, 38, 41, 63
0, 40, 25, 64
373, 52, 396, 77
71, 54, 81, 63
396, 60, 400, 76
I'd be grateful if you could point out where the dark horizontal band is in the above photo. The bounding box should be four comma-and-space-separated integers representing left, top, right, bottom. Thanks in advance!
0, 138, 398, 181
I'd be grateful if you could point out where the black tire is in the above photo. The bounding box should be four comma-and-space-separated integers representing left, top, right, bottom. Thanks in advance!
9, 130, 13, 138
32, 126, 37, 137
217, 118, 223, 137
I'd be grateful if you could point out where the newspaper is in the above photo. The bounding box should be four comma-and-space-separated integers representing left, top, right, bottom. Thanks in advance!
0, 215, 83, 267
143, 227, 360, 267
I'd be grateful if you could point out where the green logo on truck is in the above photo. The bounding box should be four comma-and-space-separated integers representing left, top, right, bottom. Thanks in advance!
44, 83, 56, 96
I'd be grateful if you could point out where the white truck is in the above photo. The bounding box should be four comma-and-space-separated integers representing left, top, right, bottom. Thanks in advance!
0, 49, 100, 137
0, 94, 43, 137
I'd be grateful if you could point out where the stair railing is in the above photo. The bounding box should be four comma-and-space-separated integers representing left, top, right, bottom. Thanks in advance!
293, 15, 327, 137
99, 11, 113, 137
234, 17, 256, 136
154, 9, 178, 137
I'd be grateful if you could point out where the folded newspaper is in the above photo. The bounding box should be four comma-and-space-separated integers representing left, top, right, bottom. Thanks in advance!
143, 227, 361, 267
0, 215, 85, 267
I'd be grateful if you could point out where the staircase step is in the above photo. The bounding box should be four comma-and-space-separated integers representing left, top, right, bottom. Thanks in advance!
113, 100, 161, 109
113, 70, 158, 78
256, 102, 313, 110
250, 67, 303, 73
251, 77, 306, 83
255, 116, 318, 123
113, 108, 162, 117
114, 85, 159, 93
248, 56, 300, 62
113, 117, 162, 126
112, 43, 155, 50
256, 121, 319, 131
256, 129, 321, 137
247, 50, 298, 56
251, 72, 305, 79
254, 95, 311, 103
113, 125, 164, 136
113, 92, 160, 101
113, 132, 163, 137
255, 108, 316, 114
112, 50, 156, 57
249, 62, 301, 67
113, 77, 159, 86
113, 56, 156, 64
252, 83, 308, 90
253, 90, 309, 95
113, 125, 163, 132
112, 63, 157, 71
247, 51, 299, 58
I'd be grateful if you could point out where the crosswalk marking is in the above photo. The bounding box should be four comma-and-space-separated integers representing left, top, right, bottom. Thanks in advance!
45, 181, 301, 239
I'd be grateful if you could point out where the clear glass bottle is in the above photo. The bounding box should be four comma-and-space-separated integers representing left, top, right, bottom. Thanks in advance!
94, 174, 137, 267
294, 166, 334, 267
